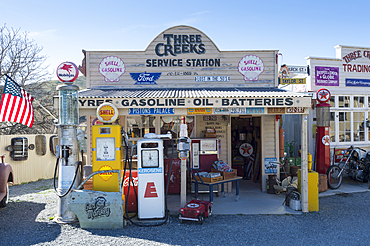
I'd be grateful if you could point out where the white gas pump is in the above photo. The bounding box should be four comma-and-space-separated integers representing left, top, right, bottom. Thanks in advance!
137, 132, 172, 219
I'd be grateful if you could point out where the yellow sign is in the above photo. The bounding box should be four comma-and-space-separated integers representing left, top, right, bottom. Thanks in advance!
98, 165, 113, 181
97, 103, 118, 123
280, 78, 306, 85
187, 108, 212, 115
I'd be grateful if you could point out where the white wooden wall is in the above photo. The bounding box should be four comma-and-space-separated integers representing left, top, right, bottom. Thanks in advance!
261, 115, 277, 191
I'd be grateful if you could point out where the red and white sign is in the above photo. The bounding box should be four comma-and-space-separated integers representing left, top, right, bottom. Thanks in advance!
322, 135, 330, 146
239, 143, 253, 157
99, 56, 125, 82
144, 182, 158, 198
317, 88, 331, 103
238, 55, 264, 81
56, 62, 79, 83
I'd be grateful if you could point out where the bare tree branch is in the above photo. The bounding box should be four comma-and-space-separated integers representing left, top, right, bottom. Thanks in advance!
0, 24, 56, 135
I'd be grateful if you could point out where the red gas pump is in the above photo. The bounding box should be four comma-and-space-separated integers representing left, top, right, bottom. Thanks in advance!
315, 88, 331, 174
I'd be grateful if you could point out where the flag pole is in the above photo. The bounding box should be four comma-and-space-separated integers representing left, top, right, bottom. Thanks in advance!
34, 99, 58, 121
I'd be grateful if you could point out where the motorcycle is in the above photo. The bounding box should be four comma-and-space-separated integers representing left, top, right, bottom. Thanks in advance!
327, 146, 370, 189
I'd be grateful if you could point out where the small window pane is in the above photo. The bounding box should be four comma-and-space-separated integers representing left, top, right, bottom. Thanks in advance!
339, 112, 350, 142
339, 96, 350, 108
353, 112, 365, 142
354, 97, 364, 108
329, 96, 335, 107
127, 116, 156, 138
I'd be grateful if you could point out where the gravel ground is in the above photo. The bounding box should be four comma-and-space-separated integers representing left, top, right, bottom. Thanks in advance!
2, 179, 370, 245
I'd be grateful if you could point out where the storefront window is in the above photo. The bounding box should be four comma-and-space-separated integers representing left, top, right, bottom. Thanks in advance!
127, 116, 155, 138
329, 96, 335, 108
353, 112, 365, 141
160, 116, 195, 138
338, 112, 350, 142
354, 96, 364, 108
339, 96, 350, 108
160, 116, 195, 158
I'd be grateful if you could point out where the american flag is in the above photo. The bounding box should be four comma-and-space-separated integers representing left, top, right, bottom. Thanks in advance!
0, 77, 34, 128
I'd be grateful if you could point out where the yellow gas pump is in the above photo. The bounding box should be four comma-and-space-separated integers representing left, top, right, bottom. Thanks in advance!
92, 124, 122, 192
91, 102, 123, 192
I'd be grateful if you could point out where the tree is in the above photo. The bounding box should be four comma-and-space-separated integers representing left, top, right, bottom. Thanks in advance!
0, 24, 57, 135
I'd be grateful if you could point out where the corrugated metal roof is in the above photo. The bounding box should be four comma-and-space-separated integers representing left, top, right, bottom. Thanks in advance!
78, 87, 311, 99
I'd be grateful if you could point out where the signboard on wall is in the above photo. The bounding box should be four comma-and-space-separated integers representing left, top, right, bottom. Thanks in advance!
85, 25, 277, 89
345, 78, 370, 87
265, 158, 278, 174
280, 78, 306, 85
79, 96, 311, 109
315, 66, 339, 86
287, 65, 308, 74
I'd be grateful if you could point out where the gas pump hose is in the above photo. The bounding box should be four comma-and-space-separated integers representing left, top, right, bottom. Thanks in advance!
53, 154, 83, 198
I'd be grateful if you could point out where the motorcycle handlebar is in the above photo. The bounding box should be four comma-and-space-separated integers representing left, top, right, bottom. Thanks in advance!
351, 147, 367, 152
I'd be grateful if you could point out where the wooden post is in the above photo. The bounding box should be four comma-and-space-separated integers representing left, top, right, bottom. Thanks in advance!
301, 114, 309, 212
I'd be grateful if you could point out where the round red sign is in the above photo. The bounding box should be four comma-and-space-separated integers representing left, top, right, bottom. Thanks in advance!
316, 88, 331, 103
56, 62, 79, 83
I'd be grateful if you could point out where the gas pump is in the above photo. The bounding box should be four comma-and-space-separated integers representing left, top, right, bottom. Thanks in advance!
54, 62, 81, 223
137, 132, 172, 219
316, 88, 331, 174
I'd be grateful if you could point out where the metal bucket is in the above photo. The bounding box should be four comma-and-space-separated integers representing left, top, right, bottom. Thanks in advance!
285, 186, 296, 206
289, 191, 301, 211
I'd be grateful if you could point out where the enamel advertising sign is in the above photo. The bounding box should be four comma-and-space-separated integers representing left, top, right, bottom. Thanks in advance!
56, 61, 79, 83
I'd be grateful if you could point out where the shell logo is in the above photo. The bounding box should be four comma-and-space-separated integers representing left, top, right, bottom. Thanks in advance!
97, 103, 118, 123
99, 56, 125, 82
98, 165, 113, 181
238, 55, 264, 81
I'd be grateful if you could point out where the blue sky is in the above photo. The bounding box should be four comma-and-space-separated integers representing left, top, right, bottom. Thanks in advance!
1, 0, 369, 80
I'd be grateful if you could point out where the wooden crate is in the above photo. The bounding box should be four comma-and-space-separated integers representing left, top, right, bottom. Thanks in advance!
319, 174, 328, 193
211, 168, 237, 180
194, 173, 223, 183
205, 132, 217, 138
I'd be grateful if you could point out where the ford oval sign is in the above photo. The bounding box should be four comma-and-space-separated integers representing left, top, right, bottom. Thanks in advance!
57, 61, 79, 83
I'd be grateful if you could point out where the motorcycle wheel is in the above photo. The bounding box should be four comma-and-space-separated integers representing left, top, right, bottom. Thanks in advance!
327, 165, 343, 189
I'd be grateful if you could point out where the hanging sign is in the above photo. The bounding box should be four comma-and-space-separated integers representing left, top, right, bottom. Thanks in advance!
287, 65, 308, 74
280, 78, 306, 85
239, 143, 253, 157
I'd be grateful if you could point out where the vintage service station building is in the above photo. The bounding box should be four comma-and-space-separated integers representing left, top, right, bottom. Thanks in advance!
77, 25, 313, 212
